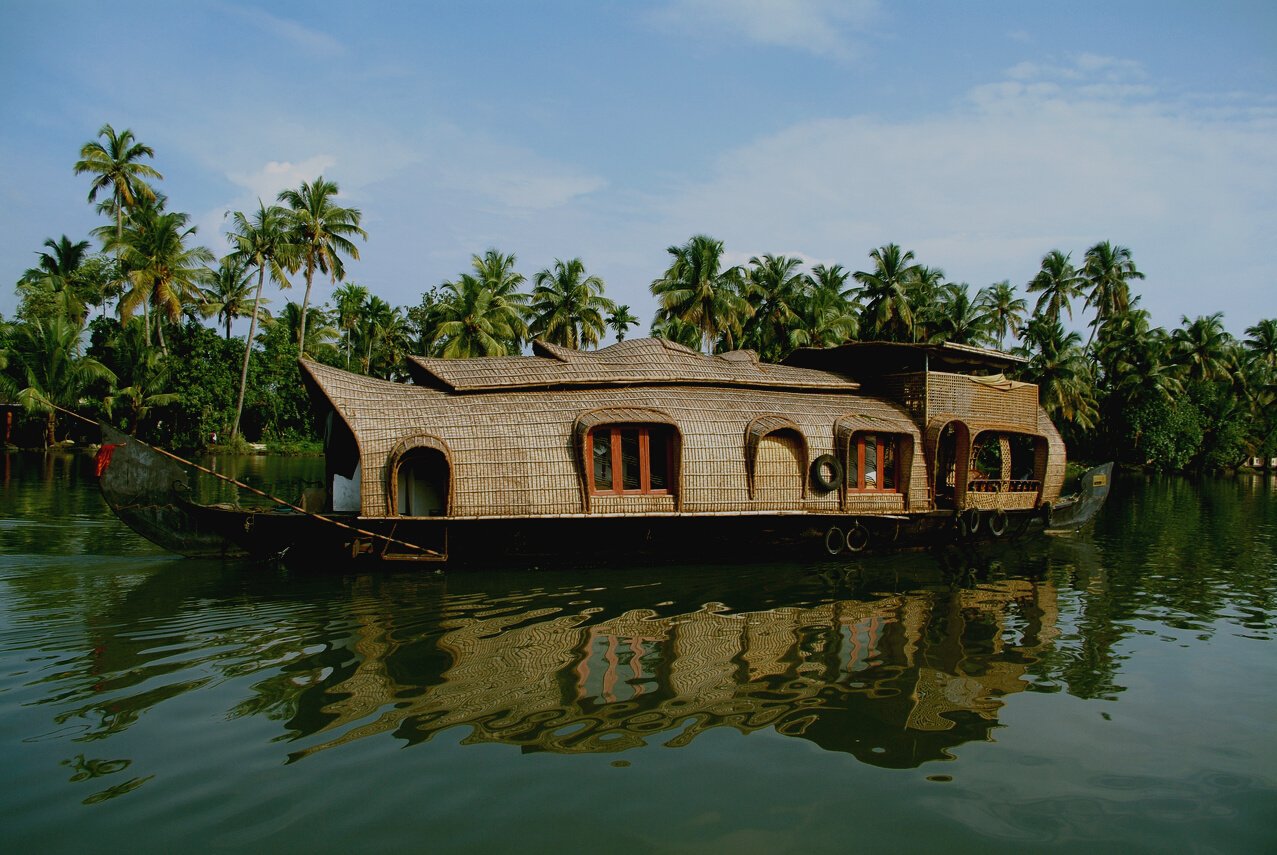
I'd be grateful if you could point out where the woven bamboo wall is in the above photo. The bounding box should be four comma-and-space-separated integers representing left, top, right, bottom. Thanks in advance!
302, 360, 927, 519
926, 372, 1038, 431
1037, 407, 1067, 503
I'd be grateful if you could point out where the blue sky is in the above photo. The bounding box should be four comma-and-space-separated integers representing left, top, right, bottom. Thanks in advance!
2, 0, 1274, 339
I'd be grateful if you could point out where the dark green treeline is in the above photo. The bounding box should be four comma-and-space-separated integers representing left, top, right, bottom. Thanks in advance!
2, 125, 1274, 468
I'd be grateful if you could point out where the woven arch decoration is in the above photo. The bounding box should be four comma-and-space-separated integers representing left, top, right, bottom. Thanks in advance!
744, 415, 809, 499
572, 407, 683, 512
385, 433, 453, 516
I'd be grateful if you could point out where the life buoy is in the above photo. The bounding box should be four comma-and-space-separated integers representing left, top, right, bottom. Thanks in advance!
810, 454, 843, 493
845, 522, 870, 553
824, 525, 845, 555
988, 508, 1009, 537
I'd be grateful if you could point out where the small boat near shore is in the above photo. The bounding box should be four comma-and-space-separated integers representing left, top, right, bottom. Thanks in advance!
97, 338, 1112, 565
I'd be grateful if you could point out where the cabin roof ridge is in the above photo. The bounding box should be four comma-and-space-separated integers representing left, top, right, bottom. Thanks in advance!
403, 337, 857, 392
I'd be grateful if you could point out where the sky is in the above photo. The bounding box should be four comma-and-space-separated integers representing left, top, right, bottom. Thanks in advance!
2, 0, 1275, 341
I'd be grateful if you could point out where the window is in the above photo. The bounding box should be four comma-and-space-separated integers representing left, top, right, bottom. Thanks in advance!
589, 425, 673, 495
847, 433, 901, 492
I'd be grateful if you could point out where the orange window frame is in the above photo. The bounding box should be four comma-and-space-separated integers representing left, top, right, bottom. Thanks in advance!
588, 425, 674, 495
847, 433, 902, 493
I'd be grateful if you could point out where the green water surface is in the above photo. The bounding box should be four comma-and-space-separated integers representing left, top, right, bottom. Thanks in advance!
1, 452, 1274, 853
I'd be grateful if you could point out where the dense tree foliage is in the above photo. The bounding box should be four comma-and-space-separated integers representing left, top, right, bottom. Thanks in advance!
2, 124, 1273, 473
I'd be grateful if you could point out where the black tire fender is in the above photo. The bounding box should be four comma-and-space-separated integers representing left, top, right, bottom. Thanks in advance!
810, 454, 843, 493
845, 522, 870, 553
988, 509, 1009, 537
824, 525, 845, 555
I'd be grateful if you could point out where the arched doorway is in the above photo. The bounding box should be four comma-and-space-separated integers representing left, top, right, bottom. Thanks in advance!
753, 429, 806, 509
395, 447, 450, 516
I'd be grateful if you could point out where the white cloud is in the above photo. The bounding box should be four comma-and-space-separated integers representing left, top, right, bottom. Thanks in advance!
651, 62, 1277, 333
651, 0, 879, 58
219, 4, 346, 56
226, 155, 339, 204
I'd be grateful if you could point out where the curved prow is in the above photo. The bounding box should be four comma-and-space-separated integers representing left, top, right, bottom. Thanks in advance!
1045, 462, 1114, 532
96, 422, 246, 557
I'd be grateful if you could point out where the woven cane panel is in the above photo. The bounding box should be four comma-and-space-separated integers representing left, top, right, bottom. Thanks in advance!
301, 360, 939, 518
1038, 407, 1067, 503
962, 492, 1038, 511
845, 492, 906, 512
926, 372, 1038, 431
752, 432, 806, 510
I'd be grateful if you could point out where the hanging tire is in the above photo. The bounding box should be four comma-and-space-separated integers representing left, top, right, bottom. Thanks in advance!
824, 526, 845, 555
810, 454, 843, 493
845, 522, 870, 553
962, 507, 981, 536
988, 509, 1009, 537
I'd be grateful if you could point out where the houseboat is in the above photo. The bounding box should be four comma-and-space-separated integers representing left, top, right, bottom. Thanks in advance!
97, 337, 1112, 564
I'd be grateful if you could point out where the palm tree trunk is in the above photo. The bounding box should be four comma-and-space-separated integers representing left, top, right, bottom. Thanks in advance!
231, 269, 265, 439
155, 312, 167, 355
297, 258, 314, 356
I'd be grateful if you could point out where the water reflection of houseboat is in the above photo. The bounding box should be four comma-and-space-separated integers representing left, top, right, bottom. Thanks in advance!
291, 570, 1060, 768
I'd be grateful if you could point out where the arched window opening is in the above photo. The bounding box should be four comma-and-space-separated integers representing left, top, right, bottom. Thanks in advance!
396, 447, 450, 516
968, 431, 1044, 496
588, 424, 675, 495
847, 432, 904, 492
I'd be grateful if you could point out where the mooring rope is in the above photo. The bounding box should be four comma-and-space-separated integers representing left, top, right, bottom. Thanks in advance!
52, 404, 432, 555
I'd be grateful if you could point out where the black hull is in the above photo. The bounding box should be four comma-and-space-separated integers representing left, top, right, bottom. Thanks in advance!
97, 425, 1112, 567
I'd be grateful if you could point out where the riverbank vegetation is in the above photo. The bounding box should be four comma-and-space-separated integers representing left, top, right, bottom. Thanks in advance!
2, 124, 1273, 470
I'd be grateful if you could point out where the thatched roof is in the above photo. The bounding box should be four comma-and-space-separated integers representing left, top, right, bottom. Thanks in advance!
407, 337, 858, 392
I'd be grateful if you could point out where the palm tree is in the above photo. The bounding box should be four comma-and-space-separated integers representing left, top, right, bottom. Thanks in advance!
1017, 316, 1097, 431
649, 313, 702, 350
606, 305, 640, 342
17, 236, 94, 323
977, 280, 1027, 350
74, 124, 163, 226
804, 263, 858, 347
9, 316, 117, 446
276, 177, 366, 354
225, 201, 294, 439
1083, 241, 1144, 348
650, 234, 748, 354
853, 243, 919, 342
1026, 250, 1086, 324
109, 206, 214, 352
928, 283, 995, 347
431, 273, 527, 358
332, 282, 370, 369
906, 264, 947, 343
529, 258, 613, 349
200, 258, 260, 339
1173, 313, 1233, 383
1095, 306, 1183, 417
1243, 319, 1277, 374
741, 254, 811, 361
357, 297, 410, 379
271, 301, 339, 359
107, 347, 179, 435
74, 124, 162, 334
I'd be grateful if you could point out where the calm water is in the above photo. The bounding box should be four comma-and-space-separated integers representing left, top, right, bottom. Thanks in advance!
2, 452, 1275, 853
